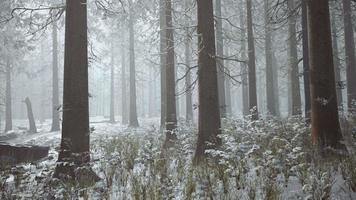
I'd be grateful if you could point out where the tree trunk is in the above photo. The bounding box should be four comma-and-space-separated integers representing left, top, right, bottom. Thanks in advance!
55, 0, 90, 177
215, 0, 226, 118
331, 7, 343, 111
159, 0, 167, 128
51, 22, 60, 131
109, 31, 115, 123
264, 0, 276, 116
194, 0, 221, 163
307, 0, 345, 150
164, 0, 177, 145
342, 0, 356, 112
184, 0, 193, 123
5, 58, 12, 132
225, 47, 232, 117
288, 0, 302, 116
239, 1, 249, 117
272, 53, 280, 116
301, 0, 311, 122
121, 29, 128, 124
246, 0, 258, 120
128, 0, 139, 127
24, 97, 37, 133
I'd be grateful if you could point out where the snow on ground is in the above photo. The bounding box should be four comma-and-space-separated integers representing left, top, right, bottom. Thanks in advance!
1, 116, 356, 200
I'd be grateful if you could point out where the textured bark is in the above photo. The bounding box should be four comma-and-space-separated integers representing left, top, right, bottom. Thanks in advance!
239, 2, 249, 116
194, 0, 221, 163
288, 0, 301, 116
264, 0, 276, 116
5, 58, 12, 132
121, 30, 128, 124
109, 32, 115, 123
24, 97, 37, 134
302, 0, 311, 121
272, 53, 280, 116
215, 0, 226, 118
128, 0, 139, 127
331, 9, 343, 110
307, 0, 345, 149
342, 0, 356, 112
164, 0, 177, 145
184, 0, 193, 123
56, 0, 90, 170
159, 0, 167, 128
51, 22, 60, 132
246, 0, 258, 120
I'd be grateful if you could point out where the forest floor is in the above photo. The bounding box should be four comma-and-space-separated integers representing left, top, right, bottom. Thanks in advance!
1, 116, 356, 199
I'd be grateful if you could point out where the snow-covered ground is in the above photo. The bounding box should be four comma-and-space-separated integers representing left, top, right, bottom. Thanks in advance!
1, 117, 356, 199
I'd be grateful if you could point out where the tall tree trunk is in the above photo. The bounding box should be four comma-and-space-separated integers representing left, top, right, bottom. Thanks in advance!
51, 21, 60, 132
342, 0, 356, 112
128, 0, 139, 127
288, 0, 301, 116
331, 8, 343, 110
5, 58, 12, 132
184, 0, 193, 123
55, 0, 90, 176
225, 47, 232, 116
239, 1, 249, 116
307, 0, 345, 150
194, 0, 221, 163
302, 0, 311, 121
272, 53, 280, 116
121, 29, 128, 124
159, 0, 167, 128
246, 0, 258, 120
109, 31, 115, 123
164, 0, 177, 145
24, 97, 37, 133
215, 0, 226, 118
264, 0, 276, 116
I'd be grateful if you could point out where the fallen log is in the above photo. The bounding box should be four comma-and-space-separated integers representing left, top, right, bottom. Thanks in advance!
0, 142, 49, 167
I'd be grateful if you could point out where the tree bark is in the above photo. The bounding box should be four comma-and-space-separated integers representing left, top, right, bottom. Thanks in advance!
159, 0, 167, 128
184, 0, 193, 123
55, 0, 90, 176
302, 0, 311, 121
288, 0, 301, 116
246, 0, 258, 120
215, 0, 226, 118
51, 22, 60, 131
264, 0, 276, 116
342, 0, 356, 112
128, 0, 139, 127
24, 97, 37, 133
121, 29, 128, 124
331, 7, 343, 111
239, 1, 249, 117
5, 58, 12, 132
307, 0, 345, 150
194, 0, 221, 163
164, 0, 177, 145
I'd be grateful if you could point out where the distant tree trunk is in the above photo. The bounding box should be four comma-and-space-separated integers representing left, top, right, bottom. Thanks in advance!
288, 0, 301, 116
302, 0, 311, 121
342, 0, 356, 112
264, 0, 276, 116
246, 0, 258, 120
272, 53, 280, 116
215, 0, 226, 118
331, 8, 343, 110
55, 0, 90, 177
121, 29, 128, 124
128, 0, 139, 127
225, 47, 232, 116
24, 97, 37, 133
307, 0, 345, 150
194, 0, 221, 163
239, 2, 249, 116
109, 32, 115, 123
184, 2, 193, 123
5, 58, 12, 132
159, 0, 167, 128
164, 0, 177, 146
51, 22, 60, 131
